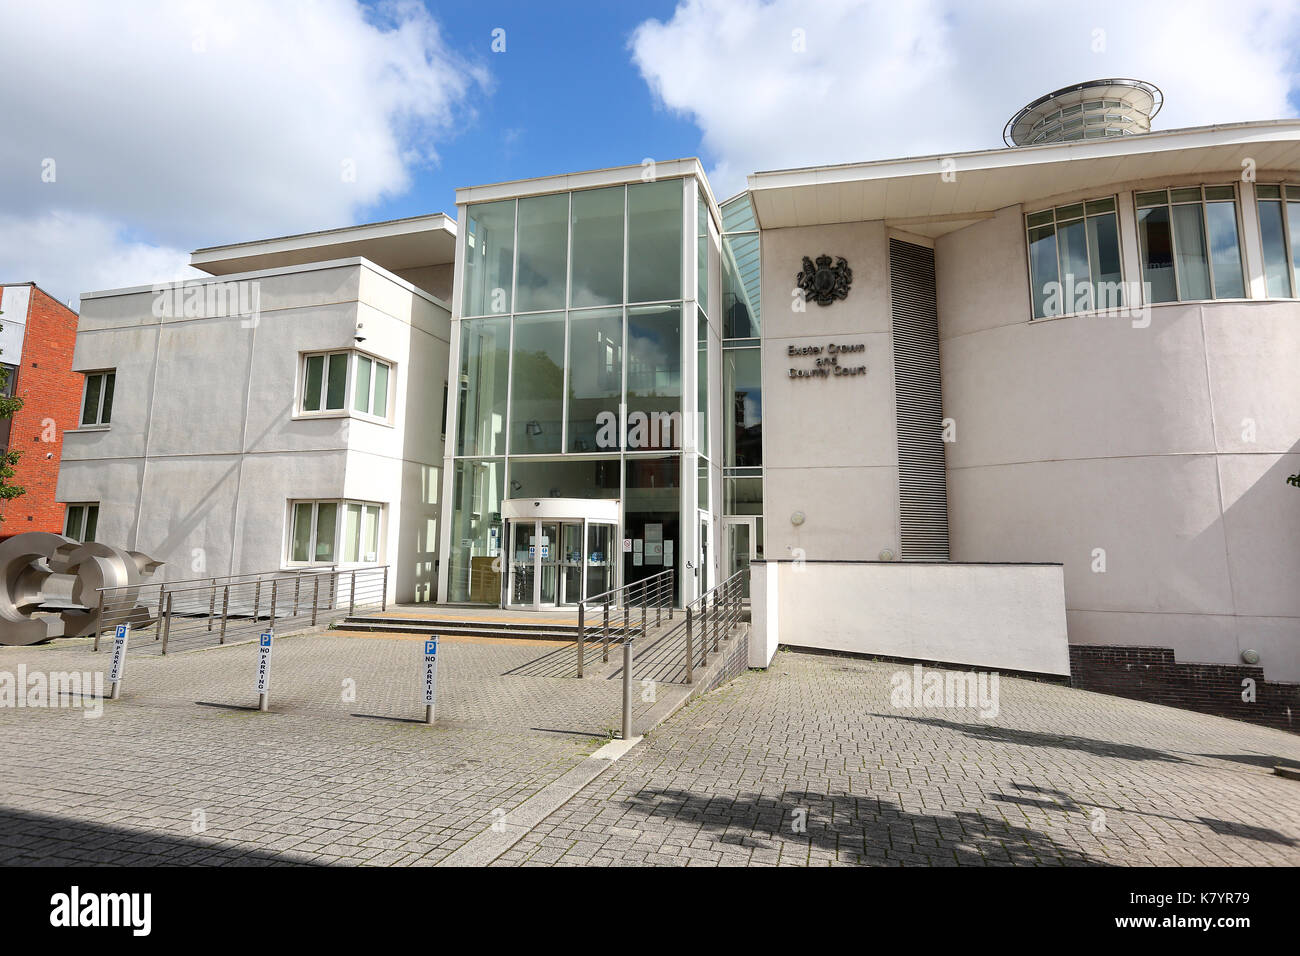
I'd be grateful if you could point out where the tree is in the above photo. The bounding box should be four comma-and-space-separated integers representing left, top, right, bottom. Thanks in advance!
0, 309, 25, 522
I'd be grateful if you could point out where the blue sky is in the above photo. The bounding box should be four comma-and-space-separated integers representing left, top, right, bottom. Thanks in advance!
2, 0, 1298, 305
366, 0, 706, 222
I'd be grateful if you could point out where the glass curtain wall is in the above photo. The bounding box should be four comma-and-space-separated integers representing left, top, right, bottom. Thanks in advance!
720, 192, 765, 574
450, 177, 705, 604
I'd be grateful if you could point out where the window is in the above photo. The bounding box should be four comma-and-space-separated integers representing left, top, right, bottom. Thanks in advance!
302, 352, 349, 412
1136, 186, 1245, 303
288, 499, 383, 565
64, 503, 99, 542
353, 354, 390, 418
300, 351, 390, 420
80, 371, 115, 426
1256, 184, 1300, 298
1025, 199, 1123, 318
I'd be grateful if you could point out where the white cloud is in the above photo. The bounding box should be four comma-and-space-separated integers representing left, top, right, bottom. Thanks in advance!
0, 0, 487, 305
631, 0, 1300, 197
0, 212, 200, 310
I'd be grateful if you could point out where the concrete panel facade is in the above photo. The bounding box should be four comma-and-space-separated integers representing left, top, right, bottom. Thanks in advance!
936, 203, 1300, 682
59, 260, 449, 602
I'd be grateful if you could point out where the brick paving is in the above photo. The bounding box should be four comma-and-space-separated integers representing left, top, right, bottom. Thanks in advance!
503, 650, 1300, 867
0, 631, 647, 865
2, 636, 1298, 866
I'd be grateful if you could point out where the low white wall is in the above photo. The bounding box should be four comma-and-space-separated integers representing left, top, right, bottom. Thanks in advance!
749, 560, 1070, 677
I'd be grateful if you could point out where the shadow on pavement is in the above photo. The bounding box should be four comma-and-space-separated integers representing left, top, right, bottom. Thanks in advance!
876, 713, 1189, 763
0, 806, 319, 866
620, 787, 1108, 865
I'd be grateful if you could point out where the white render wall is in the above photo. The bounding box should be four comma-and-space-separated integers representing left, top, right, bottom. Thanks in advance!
936, 203, 1300, 682
759, 221, 902, 563
58, 259, 449, 603
750, 560, 1070, 676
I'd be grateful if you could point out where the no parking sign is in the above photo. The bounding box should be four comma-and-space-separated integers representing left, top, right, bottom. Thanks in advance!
422, 637, 438, 723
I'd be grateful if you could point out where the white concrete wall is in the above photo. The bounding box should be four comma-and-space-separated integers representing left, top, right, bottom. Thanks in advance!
0, 285, 31, 362
936, 203, 1300, 682
750, 560, 1070, 676
759, 221, 901, 562
59, 259, 449, 602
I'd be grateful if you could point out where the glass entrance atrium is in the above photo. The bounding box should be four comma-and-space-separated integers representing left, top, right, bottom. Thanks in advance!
442, 171, 723, 607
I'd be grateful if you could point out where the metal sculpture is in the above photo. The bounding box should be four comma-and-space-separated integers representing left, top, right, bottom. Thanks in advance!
0, 532, 161, 645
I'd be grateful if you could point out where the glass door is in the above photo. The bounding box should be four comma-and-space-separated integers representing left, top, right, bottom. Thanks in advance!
586, 522, 614, 600
697, 511, 714, 597
509, 520, 535, 606
724, 516, 757, 600
537, 522, 559, 606
559, 522, 584, 605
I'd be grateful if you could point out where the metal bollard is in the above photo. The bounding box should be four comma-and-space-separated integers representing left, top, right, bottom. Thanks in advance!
621, 638, 634, 741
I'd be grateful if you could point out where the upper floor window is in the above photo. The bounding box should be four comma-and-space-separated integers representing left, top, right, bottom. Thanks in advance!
288, 498, 383, 565
1136, 186, 1245, 303
1255, 184, 1300, 298
1025, 198, 1123, 318
64, 503, 99, 542
300, 351, 391, 421
80, 370, 115, 426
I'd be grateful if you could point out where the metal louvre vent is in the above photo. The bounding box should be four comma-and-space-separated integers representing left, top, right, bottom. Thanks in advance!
889, 239, 950, 560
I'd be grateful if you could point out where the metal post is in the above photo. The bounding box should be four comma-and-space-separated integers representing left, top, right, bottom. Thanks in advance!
642, 586, 648, 638
155, 588, 165, 641
161, 592, 174, 655
349, 569, 357, 617
329, 570, 337, 610
700, 596, 709, 667
311, 575, 320, 626
602, 601, 611, 663
253, 580, 261, 624
623, 603, 630, 648
94, 592, 105, 651
576, 602, 585, 678
270, 580, 278, 632
685, 606, 694, 684
219, 586, 230, 644
293, 575, 301, 616
668, 570, 674, 621
621, 638, 633, 741
207, 578, 217, 631
381, 565, 389, 612
712, 590, 720, 652
655, 576, 662, 628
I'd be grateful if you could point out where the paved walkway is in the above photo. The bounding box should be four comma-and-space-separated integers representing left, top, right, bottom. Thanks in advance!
1, 636, 1297, 866
502, 650, 1300, 866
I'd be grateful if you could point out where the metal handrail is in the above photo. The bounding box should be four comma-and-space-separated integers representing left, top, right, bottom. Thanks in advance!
575, 568, 676, 741
94, 563, 357, 598
581, 568, 674, 609
93, 564, 390, 655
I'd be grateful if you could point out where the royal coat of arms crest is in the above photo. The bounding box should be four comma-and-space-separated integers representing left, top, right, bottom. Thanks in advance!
796, 254, 852, 306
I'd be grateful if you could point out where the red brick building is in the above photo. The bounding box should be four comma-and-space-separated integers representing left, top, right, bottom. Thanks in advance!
0, 283, 82, 538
